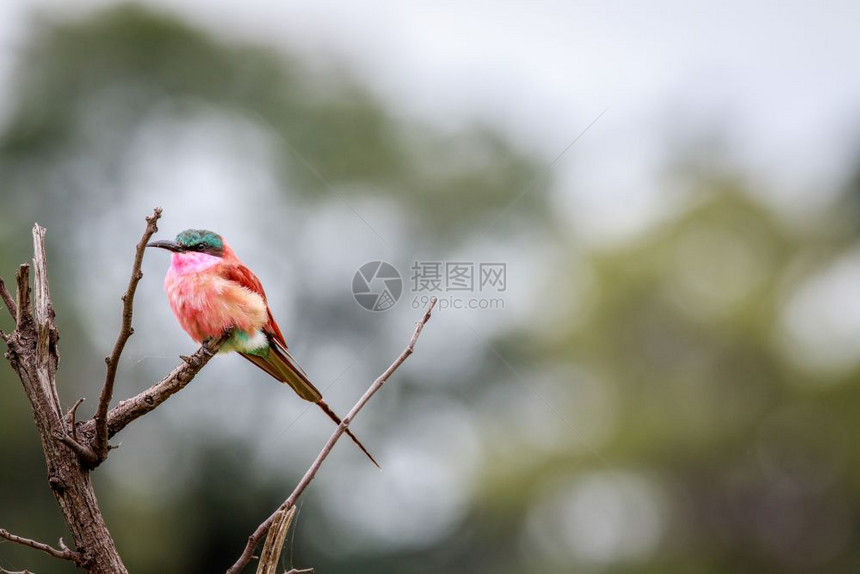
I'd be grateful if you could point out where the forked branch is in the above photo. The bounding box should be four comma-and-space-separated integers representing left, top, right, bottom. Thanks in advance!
1, 214, 218, 573
0, 528, 84, 566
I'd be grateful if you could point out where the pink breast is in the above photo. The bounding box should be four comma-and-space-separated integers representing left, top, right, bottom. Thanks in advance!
164, 261, 267, 343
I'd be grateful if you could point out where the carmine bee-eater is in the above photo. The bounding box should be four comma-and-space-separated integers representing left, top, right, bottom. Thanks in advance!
147, 229, 378, 467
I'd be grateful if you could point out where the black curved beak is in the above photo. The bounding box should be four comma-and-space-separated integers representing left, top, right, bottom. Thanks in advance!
146, 239, 182, 252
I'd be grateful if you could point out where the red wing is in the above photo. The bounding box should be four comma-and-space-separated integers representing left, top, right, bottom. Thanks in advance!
221, 262, 287, 346
264, 309, 287, 346
222, 262, 265, 298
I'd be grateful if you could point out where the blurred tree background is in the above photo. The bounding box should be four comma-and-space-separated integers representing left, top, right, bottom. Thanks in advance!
1, 4, 859, 574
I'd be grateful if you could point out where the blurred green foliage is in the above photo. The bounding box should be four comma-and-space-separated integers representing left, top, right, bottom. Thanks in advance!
1, 5, 858, 574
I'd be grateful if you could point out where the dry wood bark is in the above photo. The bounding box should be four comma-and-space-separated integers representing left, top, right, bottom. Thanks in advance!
0, 214, 221, 573
2, 228, 125, 573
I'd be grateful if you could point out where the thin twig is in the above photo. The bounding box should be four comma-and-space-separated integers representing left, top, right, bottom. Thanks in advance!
226, 297, 437, 574
0, 568, 38, 574
92, 208, 162, 461
65, 398, 85, 442
0, 528, 84, 565
0, 276, 16, 319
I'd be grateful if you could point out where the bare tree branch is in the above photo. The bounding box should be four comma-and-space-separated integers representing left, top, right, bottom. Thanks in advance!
0, 528, 84, 566
0, 276, 16, 319
256, 506, 296, 574
32, 226, 63, 423
92, 208, 162, 461
14, 264, 31, 330
27, 227, 101, 467
226, 297, 438, 574
3, 225, 136, 573
76, 337, 223, 442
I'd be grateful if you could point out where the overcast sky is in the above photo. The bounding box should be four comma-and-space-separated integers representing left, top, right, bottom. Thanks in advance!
2, 0, 859, 240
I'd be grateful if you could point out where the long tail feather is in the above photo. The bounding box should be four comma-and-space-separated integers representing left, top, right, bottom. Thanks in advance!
239, 339, 380, 468
317, 399, 380, 469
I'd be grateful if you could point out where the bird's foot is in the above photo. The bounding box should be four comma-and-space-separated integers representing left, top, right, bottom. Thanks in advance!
202, 330, 232, 354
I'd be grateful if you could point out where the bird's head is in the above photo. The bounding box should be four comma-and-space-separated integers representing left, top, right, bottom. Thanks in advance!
147, 229, 225, 257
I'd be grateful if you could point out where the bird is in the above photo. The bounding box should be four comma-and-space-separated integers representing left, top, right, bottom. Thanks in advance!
147, 228, 378, 467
